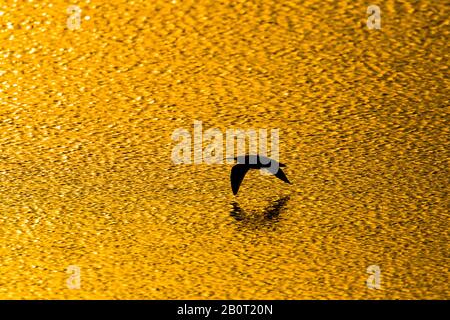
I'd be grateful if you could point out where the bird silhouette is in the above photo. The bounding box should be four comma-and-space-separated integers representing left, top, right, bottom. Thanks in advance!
229, 155, 291, 195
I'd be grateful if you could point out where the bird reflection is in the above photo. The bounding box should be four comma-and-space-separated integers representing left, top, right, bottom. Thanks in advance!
230, 196, 290, 224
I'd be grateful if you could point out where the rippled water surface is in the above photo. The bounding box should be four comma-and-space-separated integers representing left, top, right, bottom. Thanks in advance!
0, 0, 448, 299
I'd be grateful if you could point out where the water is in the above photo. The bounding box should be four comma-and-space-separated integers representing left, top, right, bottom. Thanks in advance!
0, 0, 448, 299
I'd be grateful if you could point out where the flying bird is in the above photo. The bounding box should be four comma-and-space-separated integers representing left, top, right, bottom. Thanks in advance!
229, 155, 291, 195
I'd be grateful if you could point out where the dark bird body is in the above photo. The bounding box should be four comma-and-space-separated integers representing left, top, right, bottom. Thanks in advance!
229, 155, 291, 195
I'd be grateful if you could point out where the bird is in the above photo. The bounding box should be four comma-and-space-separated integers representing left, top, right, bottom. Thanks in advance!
228, 155, 291, 195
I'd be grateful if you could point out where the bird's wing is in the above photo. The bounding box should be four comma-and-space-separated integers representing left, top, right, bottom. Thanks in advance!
274, 168, 291, 184
230, 164, 249, 195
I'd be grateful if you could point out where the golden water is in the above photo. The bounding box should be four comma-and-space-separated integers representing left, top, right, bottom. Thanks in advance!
0, 0, 448, 299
